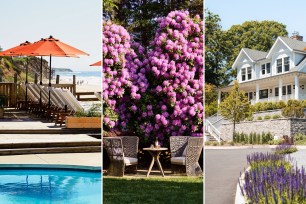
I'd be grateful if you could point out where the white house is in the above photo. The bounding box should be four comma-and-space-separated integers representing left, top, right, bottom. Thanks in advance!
218, 33, 306, 105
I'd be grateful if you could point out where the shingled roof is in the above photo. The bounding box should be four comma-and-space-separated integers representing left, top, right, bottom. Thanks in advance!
242, 48, 268, 61
279, 36, 306, 52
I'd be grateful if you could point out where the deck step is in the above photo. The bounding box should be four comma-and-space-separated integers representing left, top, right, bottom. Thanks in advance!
0, 141, 101, 149
0, 146, 101, 155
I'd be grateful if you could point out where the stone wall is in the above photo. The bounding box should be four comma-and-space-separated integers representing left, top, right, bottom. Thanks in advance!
220, 118, 306, 141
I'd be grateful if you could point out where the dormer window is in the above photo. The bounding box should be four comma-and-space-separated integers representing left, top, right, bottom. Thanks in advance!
277, 59, 282, 73
261, 64, 265, 75
284, 57, 290, 72
247, 67, 252, 80
241, 68, 246, 81
276, 57, 290, 73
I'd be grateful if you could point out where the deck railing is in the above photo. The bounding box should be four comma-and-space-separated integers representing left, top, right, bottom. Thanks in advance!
0, 83, 17, 107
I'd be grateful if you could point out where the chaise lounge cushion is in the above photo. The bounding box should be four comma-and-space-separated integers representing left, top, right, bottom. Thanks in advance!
124, 157, 138, 165
171, 157, 185, 165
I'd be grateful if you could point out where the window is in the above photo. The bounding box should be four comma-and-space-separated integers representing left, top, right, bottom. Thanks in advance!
266, 63, 271, 74
249, 92, 253, 100
277, 59, 282, 73
241, 68, 246, 81
282, 86, 286, 95
287, 85, 292, 95
259, 89, 268, 99
275, 87, 279, 96
284, 57, 290, 72
247, 67, 252, 80
261, 64, 265, 75
261, 63, 271, 75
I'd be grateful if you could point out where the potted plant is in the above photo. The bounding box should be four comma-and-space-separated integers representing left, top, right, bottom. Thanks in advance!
66, 104, 101, 128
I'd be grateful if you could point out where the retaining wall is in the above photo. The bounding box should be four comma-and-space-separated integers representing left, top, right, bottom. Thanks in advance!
220, 118, 306, 141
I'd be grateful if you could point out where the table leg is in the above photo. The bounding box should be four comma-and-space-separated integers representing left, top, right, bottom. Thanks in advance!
146, 156, 155, 177
156, 156, 165, 177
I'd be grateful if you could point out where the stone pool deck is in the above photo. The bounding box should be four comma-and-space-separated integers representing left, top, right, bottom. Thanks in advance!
0, 153, 101, 170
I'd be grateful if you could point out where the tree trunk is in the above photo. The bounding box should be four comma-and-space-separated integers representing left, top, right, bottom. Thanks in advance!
233, 120, 236, 141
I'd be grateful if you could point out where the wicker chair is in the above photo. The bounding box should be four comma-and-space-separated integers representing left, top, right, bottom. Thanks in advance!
170, 136, 203, 176
103, 136, 139, 177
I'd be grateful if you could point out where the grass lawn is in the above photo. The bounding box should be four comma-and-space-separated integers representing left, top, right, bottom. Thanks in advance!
103, 176, 203, 204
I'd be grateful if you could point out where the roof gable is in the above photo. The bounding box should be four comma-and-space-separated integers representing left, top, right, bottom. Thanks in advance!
232, 48, 267, 68
267, 36, 306, 58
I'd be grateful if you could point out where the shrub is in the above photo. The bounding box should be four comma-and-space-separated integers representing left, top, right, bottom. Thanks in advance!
272, 114, 281, 119
103, 11, 204, 145
282, 99, 305, 118
252, 102, 263, 112
275, 144, 298, 155
246, 115, 253, 121
276, 100, 286, 109
301, 100, 306, 108
264, 115, 271, 120
233, 132, 273, 144
256, 116, 262, 120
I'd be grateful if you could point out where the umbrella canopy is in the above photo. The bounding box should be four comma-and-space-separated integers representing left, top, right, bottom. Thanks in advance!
0, 41, 32, 56
0, 41, 33, 105
90, 61, 101, 66
14, 36, 89, 108
16, 36, 89, 57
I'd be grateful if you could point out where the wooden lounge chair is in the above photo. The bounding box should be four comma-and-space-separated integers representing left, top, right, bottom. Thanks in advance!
103, 136, 139, 177
53, 88, 84, 126
170, 136, 203, 176
94, 92, 102, 101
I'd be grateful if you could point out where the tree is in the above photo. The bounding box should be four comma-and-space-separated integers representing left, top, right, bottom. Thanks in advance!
205, 83, 218, 117
224, 20, 288, 78
205, 10, 230, 86
219, 81, 252, 138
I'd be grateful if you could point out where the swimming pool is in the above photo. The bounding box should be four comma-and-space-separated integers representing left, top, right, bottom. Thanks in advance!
0, 169, 101, 204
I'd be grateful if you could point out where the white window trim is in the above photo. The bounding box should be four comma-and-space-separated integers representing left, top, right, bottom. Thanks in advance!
276, 57, 290, 74
260, 62, 271, 77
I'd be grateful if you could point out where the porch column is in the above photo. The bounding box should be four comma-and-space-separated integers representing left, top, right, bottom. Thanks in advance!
295, 75, 299, 100
256, 84, 259, 103
217, 90, 221, 107
279, 78, 283, 101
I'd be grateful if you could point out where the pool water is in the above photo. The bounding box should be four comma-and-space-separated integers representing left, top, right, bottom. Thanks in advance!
0, 169, 101, 204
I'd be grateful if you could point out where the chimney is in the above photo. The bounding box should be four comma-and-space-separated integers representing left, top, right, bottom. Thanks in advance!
291, 31, 303, 41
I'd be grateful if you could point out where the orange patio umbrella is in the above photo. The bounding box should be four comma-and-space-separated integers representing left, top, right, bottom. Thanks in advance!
15, 36, 89, 108
90, 61, 101, 66
0, 41, 32, 56
0, 41, 33, 104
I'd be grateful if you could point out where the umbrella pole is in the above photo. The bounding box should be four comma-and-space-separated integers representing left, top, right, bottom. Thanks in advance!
25, 57, 28, 109
40, 56, 43, 106
48, 55, 51, 109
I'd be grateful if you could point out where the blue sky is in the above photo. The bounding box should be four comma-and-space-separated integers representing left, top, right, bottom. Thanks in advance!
0, 0, 101, 71
205, 0, 306, 37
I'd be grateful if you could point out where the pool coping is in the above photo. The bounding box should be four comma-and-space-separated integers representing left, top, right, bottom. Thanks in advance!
0, 164, 101, 171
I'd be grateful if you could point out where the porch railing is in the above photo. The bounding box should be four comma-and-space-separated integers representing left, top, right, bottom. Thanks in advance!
250, 94, 295, 105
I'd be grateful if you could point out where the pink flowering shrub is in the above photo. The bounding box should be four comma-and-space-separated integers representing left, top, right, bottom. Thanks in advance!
103, 10, 203, 145
102, 22, 132, 129
140, 10, 204, 143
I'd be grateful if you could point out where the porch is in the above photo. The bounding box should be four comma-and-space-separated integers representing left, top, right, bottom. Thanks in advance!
218, 72, 306, 105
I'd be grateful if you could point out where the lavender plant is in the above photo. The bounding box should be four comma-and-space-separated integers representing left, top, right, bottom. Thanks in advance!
241, 152, 306, 203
